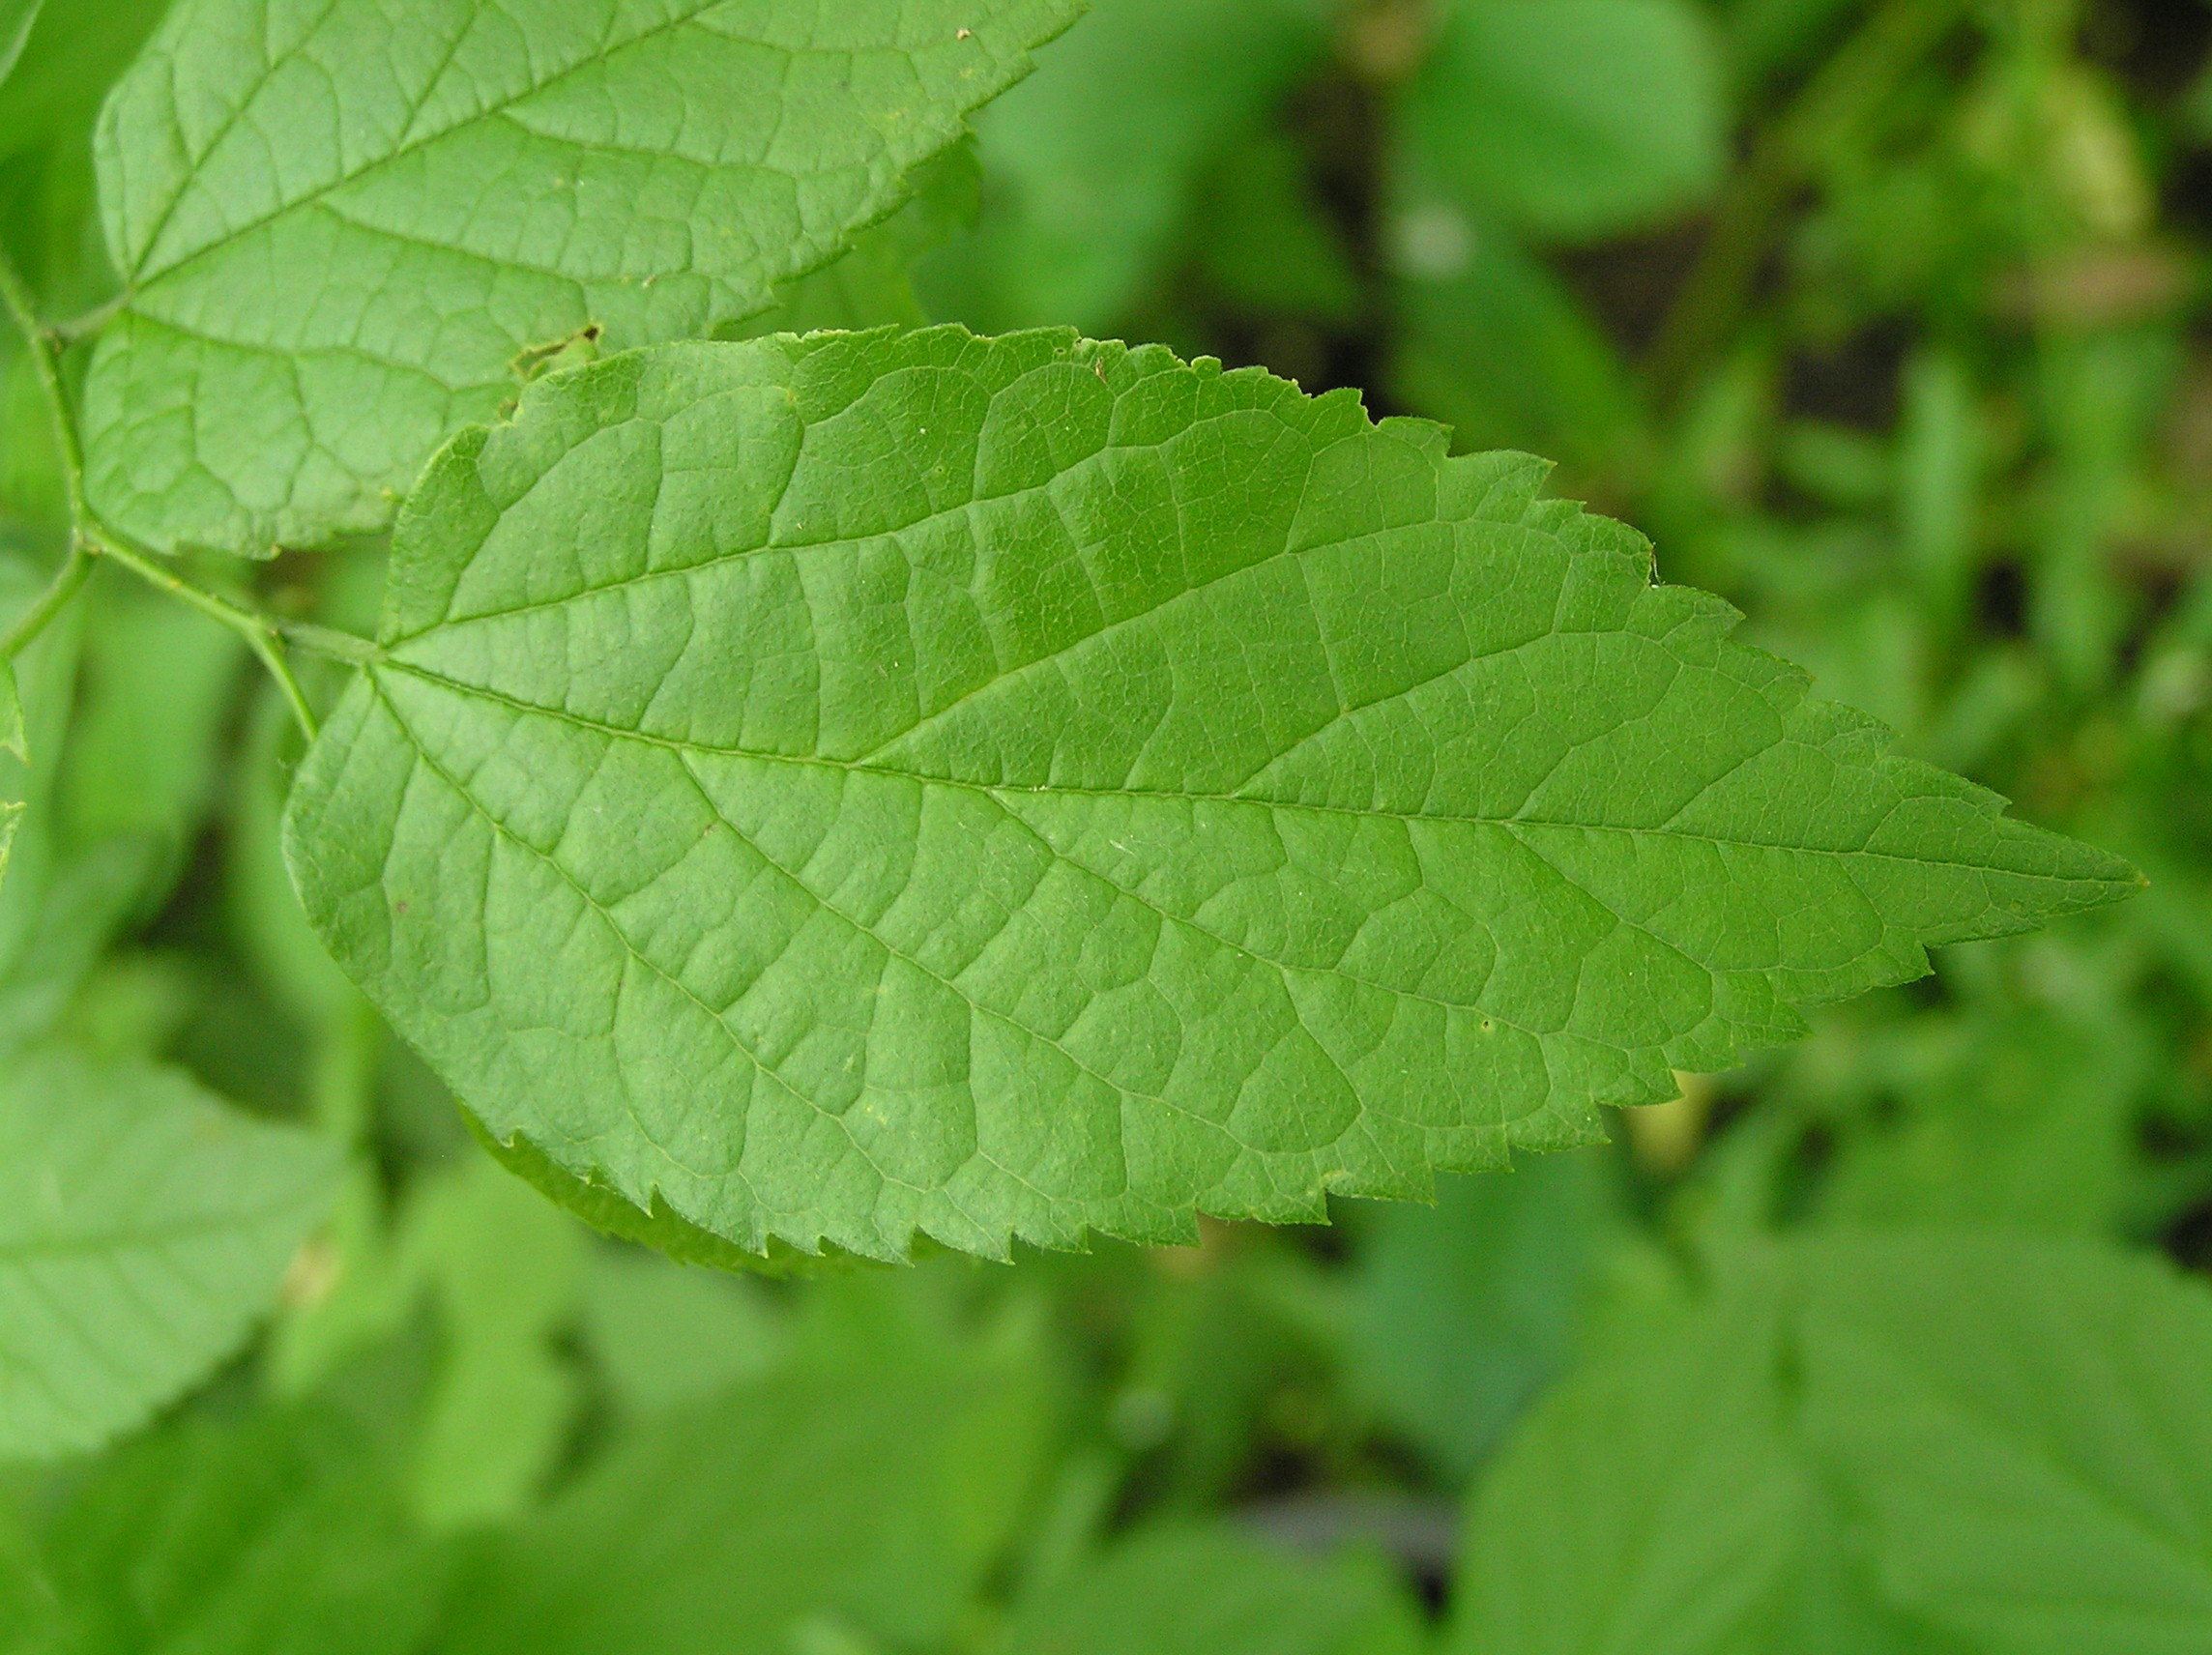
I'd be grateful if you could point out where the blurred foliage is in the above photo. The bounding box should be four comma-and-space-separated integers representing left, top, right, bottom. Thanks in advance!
8, 0, 2212, 1649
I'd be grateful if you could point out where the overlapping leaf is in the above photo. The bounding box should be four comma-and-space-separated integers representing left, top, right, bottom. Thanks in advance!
1004, 1523, 1426, 1655
1449, 1259, 1815, 1655
0, 1048, 339, 1459
1802, 1233, 2212, 1654
16, 1351, 445, 1655
0, 660, 22, 764
1397, 0, 1727, 244
443, 1321, 1046, 1654
933, 0, 1328, 332
1458, 1233, 2212, 1655
81, 0, 1081, 556
283, 328, 2138, 1263
0, 2, 39, 88
1343, 1149, 1619, 1477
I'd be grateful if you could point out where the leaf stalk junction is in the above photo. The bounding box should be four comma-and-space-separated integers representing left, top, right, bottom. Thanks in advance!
0, 248, 381, 740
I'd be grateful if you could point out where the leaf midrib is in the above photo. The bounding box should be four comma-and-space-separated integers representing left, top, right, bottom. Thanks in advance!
373, 657, 2098, 883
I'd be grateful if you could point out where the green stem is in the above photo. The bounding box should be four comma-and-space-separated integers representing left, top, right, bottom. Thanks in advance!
0, 542, 91, 661
277, 617, 384, 666
48, 293, 125, 348
0, 242, 379, 741
0, 248, 86, 529
87, 530, 322, 740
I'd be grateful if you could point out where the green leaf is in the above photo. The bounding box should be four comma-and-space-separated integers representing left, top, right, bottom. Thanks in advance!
443, 1319, 1048, 1654
267, 1147, 592, 1525
0, 0, 164, 170
924, 0, 1327, 331
1398, 0, 1728, 244
0, 1047, 340, 1460
283, 328, 2139, 1264
1193, 130, 1365, 325
0, 1495, 55, 1653
1801, 1232, 2212, 1655
464, 1105, 871, 1277
1343, 1147, 1620, 1479
1715, 0, 1866, 90
18, 1350, 446, 1655
0, 555, 240, 1056
265, 1162, 409, 1401
396, 1152, 586, 1529
1386, 206, 1643, 475
0, 2, 40, 91
580, 1246, 787, 1414
1450, 1247, 1965, 1655
0, 802, 18, 894
228, 683, 368, 1034
730, 141, 982, 339
0, 544, 76, 952
80, 0, 1082, 557
1448, 1256, 1811, 1655
1456, 1232, 2212, 1653
1819, 988, 2144, 1234
0, 659, 22, 765
0, 837, 165, 1060
1004, 1523, 1427, 1655
0, 0, 172, 319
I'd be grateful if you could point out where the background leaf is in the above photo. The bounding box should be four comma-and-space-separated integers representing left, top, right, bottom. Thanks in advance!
0, 2, 40, 93
578, 1245, 786, 1415
6, 4, 2211, 1647
1455, 1231, 2212, 1654
1341, 1147, 1620, 1480
1002, 1522, 1427, 1655
0, 658, 22, 765
1397, 0, 1728, 245
397, 1154, 586, 1530
1385, 212, 1643, 476
1801, 1232, 2212, 1655
0, 1048, 339, 1460
15, 1350, 446, 1655
442, 1300, 1050, 1655
922, 0, 1329, 334
1447, 1256, 1812, 1655
55, 568, 246, 910
0, 543, 80, 1002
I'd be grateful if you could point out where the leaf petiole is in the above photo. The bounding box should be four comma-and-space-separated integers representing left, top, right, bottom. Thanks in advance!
0, 540, 91, 662
276, 616, 383, 667
0, 244, 376, 741
84, 529, 325, 740
0, 239, 87, 529
46, 292, 125, 348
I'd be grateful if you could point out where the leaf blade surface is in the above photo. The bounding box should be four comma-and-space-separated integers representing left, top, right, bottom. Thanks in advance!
1448, 1259, 1812, 1655
82, 0, 1081, 555
1801, 1232, 2212, 1655
444, 1316, 1046, 1654
0, 1048, 340, 1459
284, 328, 2139, 1262
1005, 1522, 1426, 1655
